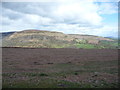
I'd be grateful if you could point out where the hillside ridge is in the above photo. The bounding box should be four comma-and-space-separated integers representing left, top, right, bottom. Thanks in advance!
2, 29, 118, 49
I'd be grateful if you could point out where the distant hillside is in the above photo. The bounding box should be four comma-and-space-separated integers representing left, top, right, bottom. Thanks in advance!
2, 29, 118, 49
0, 32, 15, 39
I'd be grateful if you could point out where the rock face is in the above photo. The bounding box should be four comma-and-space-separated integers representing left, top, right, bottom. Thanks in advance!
2, 29, 118, 48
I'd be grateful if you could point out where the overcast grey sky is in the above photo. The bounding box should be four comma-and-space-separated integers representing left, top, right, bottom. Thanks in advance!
0, 0, 118, 38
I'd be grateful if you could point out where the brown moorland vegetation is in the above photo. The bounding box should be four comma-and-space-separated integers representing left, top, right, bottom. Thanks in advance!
2, 47, 118, 88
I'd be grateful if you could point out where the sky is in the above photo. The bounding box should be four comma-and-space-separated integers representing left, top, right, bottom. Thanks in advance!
0, 0, 119, 38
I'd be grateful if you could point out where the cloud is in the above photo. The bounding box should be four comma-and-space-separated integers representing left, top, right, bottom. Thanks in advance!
51, 1, 102, 26
91, 25, 118, 38
1, 0, 118, 38
97, 2, 118, 14
23, 14, 54, 25
95, 0, 119, 2
1, 0, 119, 2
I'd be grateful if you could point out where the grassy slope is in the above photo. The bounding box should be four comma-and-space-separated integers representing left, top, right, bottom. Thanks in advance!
2, 30, 118, 49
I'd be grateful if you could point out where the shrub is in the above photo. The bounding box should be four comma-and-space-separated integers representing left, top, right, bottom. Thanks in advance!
39, 73, 48, 76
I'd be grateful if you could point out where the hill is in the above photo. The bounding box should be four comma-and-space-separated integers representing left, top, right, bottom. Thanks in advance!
2, 29, 118, 49
0, 32, 15, 39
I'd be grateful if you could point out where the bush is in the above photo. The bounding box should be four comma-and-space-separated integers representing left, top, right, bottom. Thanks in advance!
39, 73, 48, 76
